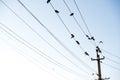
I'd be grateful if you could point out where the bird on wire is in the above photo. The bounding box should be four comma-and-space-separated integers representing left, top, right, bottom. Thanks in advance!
71, 34, 75, 38
47, 0, 51, 4
70, 13, 74, 16
55, 10, 59, 13
76, 40, 80, 45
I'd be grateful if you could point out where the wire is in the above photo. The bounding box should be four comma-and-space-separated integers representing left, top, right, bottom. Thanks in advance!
0, 37, 70, 80
50, 3, 71, 34
48, 0, 99, 64
60, 0, 98, 52
18, 0, 96, 73
0, 0, 88, 74
47, 0, 96, 73
49, 3, 86, 53
62, 0, 86, 35
73, 0, 92, 37
105, 57, 120, 64
102, 48, 120, 59
73, 0, 98, 47
60, 0, 96, 58
102, 62, 120, 71
0, 22, 86, 77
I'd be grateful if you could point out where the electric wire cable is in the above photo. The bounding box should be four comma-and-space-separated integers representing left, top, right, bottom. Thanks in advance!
0, 0, 88, 74
73, 0, 97, 47
105, 57, 120, 64
101, 48, 120, 59
100, 49, 120, 64
102, 62, 120, 71
54, 1, 101, 65
62, 0, 86, 35
49, 2, 86, 54
0, 38, 70, 80
0, 0, 116, 79
17, 0, 96, 73
48, 1, 91, 58
0, 22, 87, 77
47, 1, 96, 73
60, 0, 98, 57
49, 3, 71, 34
73, 0, 92, 37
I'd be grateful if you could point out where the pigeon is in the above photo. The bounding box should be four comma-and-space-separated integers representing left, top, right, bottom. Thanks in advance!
99, 41, 103, 44
86, 35, 89, 37
47, 0, 51, 4
71, 34, 75, 38
86, 35, 91, 40
76, 40, 80, 45
91, 37, 95, 41
55, 10, 59, 13
70, 13, 74, 16
84, 52, 89, 56
96, 46, 102, 53
88, 37, 91, 40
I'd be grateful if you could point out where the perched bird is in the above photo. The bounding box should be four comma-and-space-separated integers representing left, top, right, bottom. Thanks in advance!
71, 34, 75, 38
86, 35, 89, 38
88, 37, 91, 40
99, 41, 103, 44
91, 37, 95, 41
86, 35, 91, 40
47, 0, 51, 4
96, 46, 102, 53
84, 52, 89, 56
70, 13, 74, 16
55, 10, 59, 13
76, 40, 80, 45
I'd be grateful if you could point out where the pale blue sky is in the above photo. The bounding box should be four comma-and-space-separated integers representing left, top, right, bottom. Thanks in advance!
0, 0, 120, 80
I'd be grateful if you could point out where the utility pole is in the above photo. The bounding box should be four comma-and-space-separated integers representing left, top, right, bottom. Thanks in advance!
91, 46, 105, 80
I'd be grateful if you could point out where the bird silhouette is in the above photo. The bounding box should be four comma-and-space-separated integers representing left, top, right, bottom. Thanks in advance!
86, 35, 91, 40
86, 35, 89, 38
70, 13, 74, 16
55, 10, 59, 13
84, 52, 89, 56
76, 40, 80, 45
96, 46, 102, 53
88, 37, 91, 40
71, 34, 75, 38
47, 0, 51, 4
91, 37, 95, 41
99, 41, 103, 44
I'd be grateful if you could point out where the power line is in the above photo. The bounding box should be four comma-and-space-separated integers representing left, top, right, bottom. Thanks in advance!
48, 0, 92, 58
0, 37, 70, 80
0, 22, 87, 77
60, 0, 97, 56
101, 48, 120, 59
73, 0, 92, 37
47, 0, 97, 73
18, 0, 96, 72
105, 57, 120, 64
73, 0, 97, 47
100, 49, 120, 64
102, 62, 120, 71
48, 0, 99, 61
49, 2, 87, 54
48, 1, 96, 72
0, 0, 88, 74
62, 0, 86, 35
49, 3, 71, 34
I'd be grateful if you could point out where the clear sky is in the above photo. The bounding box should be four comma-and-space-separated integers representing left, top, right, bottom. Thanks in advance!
0, 0, 120, 80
